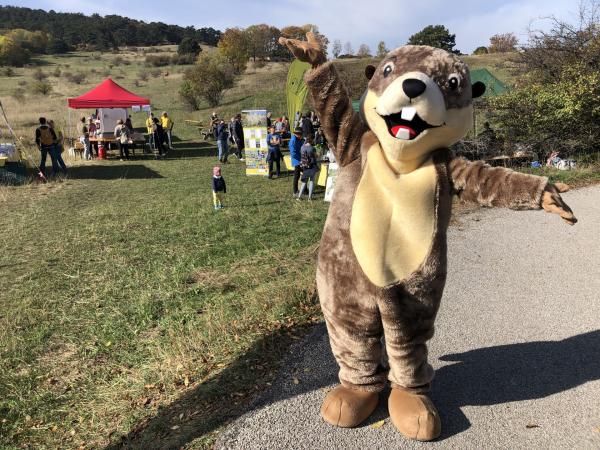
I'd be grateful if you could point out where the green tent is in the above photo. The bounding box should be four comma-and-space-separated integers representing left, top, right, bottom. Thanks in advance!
469, 68, 508, 97
286, 60, 311, 121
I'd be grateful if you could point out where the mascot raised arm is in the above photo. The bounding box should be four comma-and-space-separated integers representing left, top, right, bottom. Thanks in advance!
279, 33, 576, 441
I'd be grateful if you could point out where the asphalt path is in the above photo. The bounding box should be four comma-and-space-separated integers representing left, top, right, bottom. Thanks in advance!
217, 185, 600, 450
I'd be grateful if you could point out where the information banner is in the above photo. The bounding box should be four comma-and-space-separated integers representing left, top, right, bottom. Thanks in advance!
242, 109, 269, 176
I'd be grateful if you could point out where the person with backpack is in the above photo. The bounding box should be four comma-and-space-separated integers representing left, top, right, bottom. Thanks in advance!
114, 119, 131, 160
35, 117, 58, 177
297, 135, 319, 200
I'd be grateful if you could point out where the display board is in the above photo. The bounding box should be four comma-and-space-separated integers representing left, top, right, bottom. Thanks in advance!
99, 108, 127, 134
242, 109, 269, 176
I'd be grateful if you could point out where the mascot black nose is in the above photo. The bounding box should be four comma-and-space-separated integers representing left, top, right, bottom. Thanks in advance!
402, 79, 426, 99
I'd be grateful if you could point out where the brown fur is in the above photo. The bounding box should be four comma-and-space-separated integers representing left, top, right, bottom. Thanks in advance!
308, 59, 548, 392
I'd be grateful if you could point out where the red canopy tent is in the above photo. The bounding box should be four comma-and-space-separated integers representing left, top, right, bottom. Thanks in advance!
67, 78, 150, 109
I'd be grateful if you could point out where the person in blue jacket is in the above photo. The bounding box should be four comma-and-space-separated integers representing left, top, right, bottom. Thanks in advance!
289, 127, 304, 195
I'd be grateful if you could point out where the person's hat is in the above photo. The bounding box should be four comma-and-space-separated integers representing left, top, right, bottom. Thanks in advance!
293, 127, 303, 135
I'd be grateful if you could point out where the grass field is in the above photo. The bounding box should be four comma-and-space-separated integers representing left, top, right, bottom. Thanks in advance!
0, 143, 329, 449
1, 47, 598, 449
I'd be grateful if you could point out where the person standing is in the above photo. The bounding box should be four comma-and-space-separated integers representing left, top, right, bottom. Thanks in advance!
88, 118, 99, 157
35, 117, 58, 177
289, 127, 304, 195
77, 116, 91, 160
125, 115, 134, 133
152, 117, 166, 157
266, 111, 272, 128
212, 165, 226, 210
114, 119, 131, 160
267, 126, 282, 179
48, 120, 67, 175
146, 112, 155, 149
216, 120, 229, 163
297, 135, 318, 200
210, 112, 219, 139
161, 111, 174, 150
301, 112, 314, 140
233, 114, 245, 161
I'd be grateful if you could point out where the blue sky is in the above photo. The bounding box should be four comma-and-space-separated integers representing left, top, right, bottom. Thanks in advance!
9, 0, 580, 53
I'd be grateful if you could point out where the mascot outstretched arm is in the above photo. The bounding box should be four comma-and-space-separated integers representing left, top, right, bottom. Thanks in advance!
279, 33, 575, 442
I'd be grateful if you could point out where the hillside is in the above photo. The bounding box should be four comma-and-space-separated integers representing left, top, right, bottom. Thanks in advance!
0, 46, 290, 160
0, 48, 517, 160
0, 5, 221, 49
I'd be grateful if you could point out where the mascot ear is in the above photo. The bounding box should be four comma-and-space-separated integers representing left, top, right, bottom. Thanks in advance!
365, 65, 376, 80
472, 81, 486, 98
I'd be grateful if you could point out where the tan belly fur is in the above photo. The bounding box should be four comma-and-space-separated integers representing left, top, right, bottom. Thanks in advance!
350, 144, 437, 287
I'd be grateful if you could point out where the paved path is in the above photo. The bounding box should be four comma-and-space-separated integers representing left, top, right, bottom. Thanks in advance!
217, 185, 600, 450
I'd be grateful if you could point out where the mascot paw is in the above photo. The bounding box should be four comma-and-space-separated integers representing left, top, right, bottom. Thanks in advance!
278, 32, 326, 68
541, 183, 577, 225
388, 388, 441, 441
320, 385, 379, 428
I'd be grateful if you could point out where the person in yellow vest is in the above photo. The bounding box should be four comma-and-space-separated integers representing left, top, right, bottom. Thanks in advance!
145, 112, 155, 150
161, 111, 174, 150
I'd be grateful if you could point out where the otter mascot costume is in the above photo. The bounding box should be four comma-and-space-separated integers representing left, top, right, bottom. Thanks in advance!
279, 33, 576, 441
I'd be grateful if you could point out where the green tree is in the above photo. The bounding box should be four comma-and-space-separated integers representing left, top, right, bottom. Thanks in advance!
245, 24, 281, 61
183, 53, 234, 107
218, 27, 249, 74
31, 80, 52, 95
377, 41, 389, 57
473, 46, 489, 55
179, 79, 199, 110
46, 37, 70, 54
0, 36, 30, 66
407, 25, 459, 53
178, 37, 201, 56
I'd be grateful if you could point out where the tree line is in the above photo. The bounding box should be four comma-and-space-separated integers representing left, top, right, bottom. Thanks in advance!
180, 24, 328, 109
0, 6, 221, 53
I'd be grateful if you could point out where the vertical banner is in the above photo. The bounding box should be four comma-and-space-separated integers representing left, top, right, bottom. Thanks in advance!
286, 60, 310, 123
242, 109, 269, 176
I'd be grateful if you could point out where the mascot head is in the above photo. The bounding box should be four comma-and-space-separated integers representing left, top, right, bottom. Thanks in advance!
361, 45, 485, 167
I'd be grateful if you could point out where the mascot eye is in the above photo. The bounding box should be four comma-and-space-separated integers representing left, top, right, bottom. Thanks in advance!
383, 63, 394, 78
448, 75, 460, 90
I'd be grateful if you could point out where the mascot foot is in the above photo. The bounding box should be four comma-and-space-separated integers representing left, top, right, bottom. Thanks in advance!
321, 385, 379, 427
388, 388, 441, 441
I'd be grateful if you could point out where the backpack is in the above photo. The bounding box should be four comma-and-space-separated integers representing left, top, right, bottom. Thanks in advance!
39, 126, 54, 146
